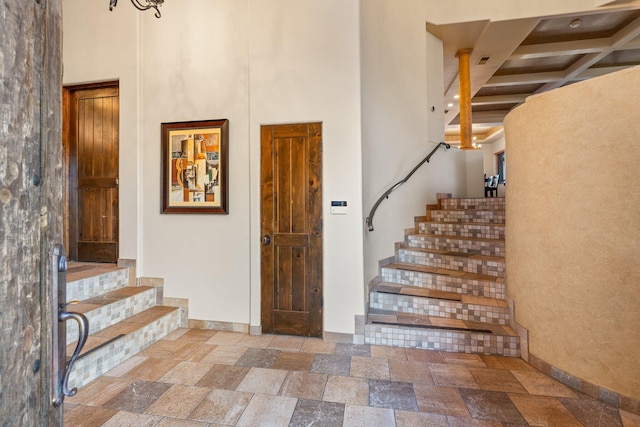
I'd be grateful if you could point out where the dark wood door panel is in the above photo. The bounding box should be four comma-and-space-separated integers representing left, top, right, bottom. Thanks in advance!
275, 245, 308, 312
78, 187, 118, 241
273, 310, 311, 335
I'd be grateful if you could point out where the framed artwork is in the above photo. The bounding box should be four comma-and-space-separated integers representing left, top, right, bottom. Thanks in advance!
161, 119, 229, 214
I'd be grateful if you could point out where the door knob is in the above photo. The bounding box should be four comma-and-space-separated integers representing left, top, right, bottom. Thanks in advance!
263, 234, 271, 245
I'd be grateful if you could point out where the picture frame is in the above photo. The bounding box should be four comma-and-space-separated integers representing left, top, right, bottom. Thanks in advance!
161, 119, 229, 214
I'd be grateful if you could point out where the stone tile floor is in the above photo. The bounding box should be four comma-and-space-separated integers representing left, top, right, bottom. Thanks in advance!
64, 328, 640, 426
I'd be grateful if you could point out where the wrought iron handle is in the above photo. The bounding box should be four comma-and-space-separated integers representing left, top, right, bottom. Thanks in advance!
59, 311, 89, 399
51, 243, 90, 406
263, 234, 271, 245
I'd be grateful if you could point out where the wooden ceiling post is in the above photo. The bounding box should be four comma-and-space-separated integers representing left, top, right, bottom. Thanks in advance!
456, 48, 474, 150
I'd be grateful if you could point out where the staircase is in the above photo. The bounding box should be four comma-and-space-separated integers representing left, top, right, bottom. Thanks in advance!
64, 263, 182, 389
364, 195, 520, 357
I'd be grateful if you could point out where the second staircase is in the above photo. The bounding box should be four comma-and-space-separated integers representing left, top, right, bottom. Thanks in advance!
364, 195, 520, 357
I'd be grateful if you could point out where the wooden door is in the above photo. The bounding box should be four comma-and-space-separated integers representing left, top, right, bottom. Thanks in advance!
1, 0, 63, 424
66, 84, 119, 262
261, 123, 323, 337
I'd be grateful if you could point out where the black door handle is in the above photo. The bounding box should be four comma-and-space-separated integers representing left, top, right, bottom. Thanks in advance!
263, 234, 271, 245
59, 310, 89, 399
51, 244, 90, 406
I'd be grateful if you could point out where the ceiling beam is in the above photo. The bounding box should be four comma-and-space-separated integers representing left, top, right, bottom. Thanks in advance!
485, 71, 565, 86
576, 64, 634, 78
472, 94, 529, 105
510, 37, 640, 59
511, 38, 610, 59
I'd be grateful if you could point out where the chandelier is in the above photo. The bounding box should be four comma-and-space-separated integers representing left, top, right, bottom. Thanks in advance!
109, 0, 164, 18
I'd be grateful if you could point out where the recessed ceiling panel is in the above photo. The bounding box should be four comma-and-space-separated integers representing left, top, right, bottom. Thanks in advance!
596, 48, 640, 66
522, 10, 640, 44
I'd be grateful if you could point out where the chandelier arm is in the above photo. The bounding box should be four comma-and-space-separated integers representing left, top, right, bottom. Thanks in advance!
129, 0, 162, 17
130, 0, 150, 11
108, 0, 162, 18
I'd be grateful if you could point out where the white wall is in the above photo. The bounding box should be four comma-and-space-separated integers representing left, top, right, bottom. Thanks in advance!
248, 0, 363, 334
64, 0, 363, 334
465, 150, 484, 198
62, 0, 139, 261
140, 0, 252, 324
360, 0, 472, 284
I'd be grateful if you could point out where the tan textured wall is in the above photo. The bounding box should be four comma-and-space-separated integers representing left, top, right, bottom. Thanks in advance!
504, 67, 640, 400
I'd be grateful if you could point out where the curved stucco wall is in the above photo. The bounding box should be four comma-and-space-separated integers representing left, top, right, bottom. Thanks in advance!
504, 67, 640, 400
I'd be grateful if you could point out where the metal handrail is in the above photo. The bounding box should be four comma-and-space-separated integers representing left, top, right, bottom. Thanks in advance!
365, 142, 451, 231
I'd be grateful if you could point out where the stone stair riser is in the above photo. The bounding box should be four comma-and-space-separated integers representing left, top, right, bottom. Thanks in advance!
429, 210, 505, 224
67, 308, 181, 390
380, 267, 505, 299
406, 235, 504, 257
398, 249, 505, 278
439, 198, 505, 211
364, 324, 519, 357
369, 292, 510, 325
67, 269, 129, 302
419, 223, 505, 240
66, 287, 158, 345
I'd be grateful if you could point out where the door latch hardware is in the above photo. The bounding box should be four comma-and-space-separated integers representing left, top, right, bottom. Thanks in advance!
51, 244, 89, 407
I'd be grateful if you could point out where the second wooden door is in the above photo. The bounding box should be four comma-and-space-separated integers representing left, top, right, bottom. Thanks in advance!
261, 123, 323, 337
65, 84, 119, 262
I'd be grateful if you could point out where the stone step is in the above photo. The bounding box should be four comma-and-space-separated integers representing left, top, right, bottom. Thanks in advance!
438, 197, 505, 211
66, 263, 130, 302
419, 222, 505, 240
429, 209, 505, 224
406, 234, 505, 257
381, 262, 505, 300
397, 247, 505, 278
65, 286, 159, 345
66, 305, 181, 390
365, 310, 519, 357
370, 282, 510, 325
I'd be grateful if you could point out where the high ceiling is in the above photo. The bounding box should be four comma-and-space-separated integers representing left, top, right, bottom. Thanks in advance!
428, 2, 640, 146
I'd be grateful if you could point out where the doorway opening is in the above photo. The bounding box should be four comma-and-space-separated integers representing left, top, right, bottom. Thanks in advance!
63, 81, 120, 263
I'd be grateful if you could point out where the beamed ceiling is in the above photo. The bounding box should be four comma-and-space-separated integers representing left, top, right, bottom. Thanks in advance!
428, 1, 640, 145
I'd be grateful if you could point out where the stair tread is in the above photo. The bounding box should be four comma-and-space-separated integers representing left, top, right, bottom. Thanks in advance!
69, 286, 154, 314
67, 305, 179, 357
368, 309, 517, 336
399, 246, 505, 261
430, 208, 505, 212
408, 233, 504, 244
421, 220, 505, 227
67, 262, 126, 283
383, 262, 504, 283
372, 282, 509, 308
